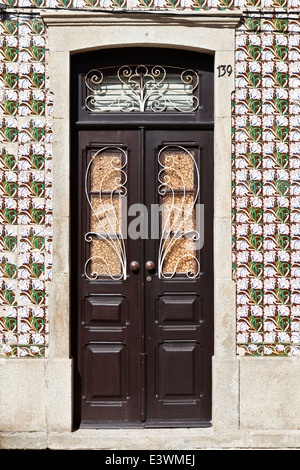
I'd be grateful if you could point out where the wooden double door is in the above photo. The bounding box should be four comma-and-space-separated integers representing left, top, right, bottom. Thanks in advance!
73, 126, 213, 428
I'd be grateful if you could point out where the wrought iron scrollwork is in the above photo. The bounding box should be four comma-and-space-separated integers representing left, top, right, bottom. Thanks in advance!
84, 146, 127, 281
85, 65, 199, 113
158, 145, 201, 279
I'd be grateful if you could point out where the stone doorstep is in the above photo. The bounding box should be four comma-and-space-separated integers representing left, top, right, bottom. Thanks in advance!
1, 429, 300, 450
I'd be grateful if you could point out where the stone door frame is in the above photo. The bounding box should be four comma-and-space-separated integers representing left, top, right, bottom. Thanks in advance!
42, 10, 241, 432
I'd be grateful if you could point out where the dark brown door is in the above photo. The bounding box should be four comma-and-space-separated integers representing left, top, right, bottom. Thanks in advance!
144, 129, 213, 426
73, 127, 213, 428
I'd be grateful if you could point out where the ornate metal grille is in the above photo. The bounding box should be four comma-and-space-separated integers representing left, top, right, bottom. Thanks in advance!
84, 147, 127, 280
85, 65, 199, 113
158, 145, 201, 278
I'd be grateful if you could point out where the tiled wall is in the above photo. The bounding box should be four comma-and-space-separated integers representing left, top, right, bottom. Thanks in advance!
0, 12, 51, 357
233, 15, 300, 355
0, 0, 299, 357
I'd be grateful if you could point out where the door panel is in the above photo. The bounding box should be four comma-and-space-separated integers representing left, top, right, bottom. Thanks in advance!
74, 127, 213, 427
156, 342, 202, 399
84, 295, 126, 326
84, 343, 127, 400
144, 130, 213, 425
76, 129, 142, 425
158, 294, 201, 324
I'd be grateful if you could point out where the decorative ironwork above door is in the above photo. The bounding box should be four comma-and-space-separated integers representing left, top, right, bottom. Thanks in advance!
85, 65, 199, 113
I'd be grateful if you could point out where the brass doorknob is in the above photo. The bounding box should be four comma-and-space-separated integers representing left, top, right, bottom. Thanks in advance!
130, 261, 140, 272
145, 261, 155, 271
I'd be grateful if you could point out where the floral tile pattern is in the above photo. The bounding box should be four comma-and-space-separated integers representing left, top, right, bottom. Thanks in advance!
233, 15, 300, 355
0, 13, 50, 357
0, 2, 299, 357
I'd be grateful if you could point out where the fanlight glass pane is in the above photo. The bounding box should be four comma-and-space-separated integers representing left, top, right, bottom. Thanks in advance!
85, 65, 199, 113
84, 147, 127, 280
158, 146, 200, 278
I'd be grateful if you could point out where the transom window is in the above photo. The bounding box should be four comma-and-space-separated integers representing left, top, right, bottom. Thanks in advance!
84, 65, 199, 113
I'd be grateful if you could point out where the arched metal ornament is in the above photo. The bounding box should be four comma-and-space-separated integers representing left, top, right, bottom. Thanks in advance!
85, 65, 199, 113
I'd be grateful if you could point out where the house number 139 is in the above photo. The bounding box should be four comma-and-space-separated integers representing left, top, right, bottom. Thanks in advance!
217, 65, 233, 77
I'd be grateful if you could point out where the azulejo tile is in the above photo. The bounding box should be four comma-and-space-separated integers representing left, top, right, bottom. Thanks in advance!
0, 5, 299, 358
